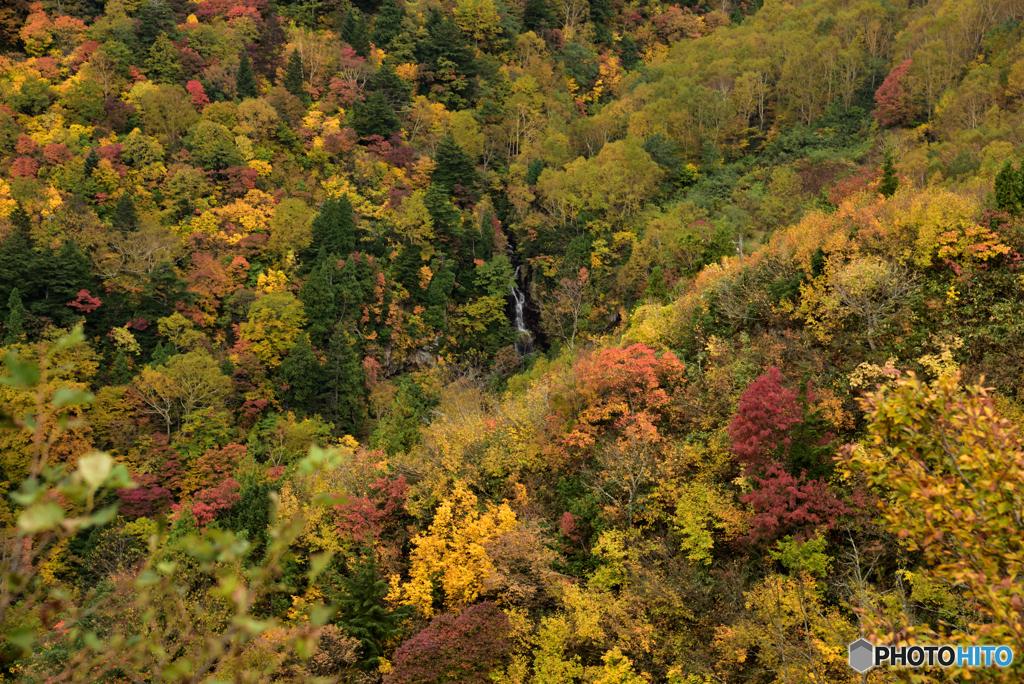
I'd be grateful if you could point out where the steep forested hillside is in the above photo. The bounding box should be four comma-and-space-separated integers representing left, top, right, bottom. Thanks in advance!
1, 0, 1024, 681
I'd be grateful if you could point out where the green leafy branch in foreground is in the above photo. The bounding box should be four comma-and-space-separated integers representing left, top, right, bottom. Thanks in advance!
0, 327, 352, 683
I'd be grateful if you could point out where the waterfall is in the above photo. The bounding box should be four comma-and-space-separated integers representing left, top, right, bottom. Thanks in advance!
510, 266, 534, 355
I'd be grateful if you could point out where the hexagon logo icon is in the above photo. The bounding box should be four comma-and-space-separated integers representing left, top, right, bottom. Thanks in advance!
849, 639, 875, 673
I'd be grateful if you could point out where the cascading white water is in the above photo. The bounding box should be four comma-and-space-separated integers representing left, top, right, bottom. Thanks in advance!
510, 266, 533, 355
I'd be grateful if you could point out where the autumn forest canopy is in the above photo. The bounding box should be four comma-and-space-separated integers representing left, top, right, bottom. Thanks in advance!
1, 0, 1024, 680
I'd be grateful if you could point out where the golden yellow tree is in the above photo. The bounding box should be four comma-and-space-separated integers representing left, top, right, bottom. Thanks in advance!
392, 482, 517, 617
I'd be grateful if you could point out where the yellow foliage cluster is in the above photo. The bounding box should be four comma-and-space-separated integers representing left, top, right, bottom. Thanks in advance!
391, 481, 517, 617
713, 572, 859, 684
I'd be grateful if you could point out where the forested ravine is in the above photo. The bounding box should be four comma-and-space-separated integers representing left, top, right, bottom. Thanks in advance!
1, 0, 1024, 681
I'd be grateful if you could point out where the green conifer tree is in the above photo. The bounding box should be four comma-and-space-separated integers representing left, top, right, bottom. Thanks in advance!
352, 90, 401, 139
136, 0, 177, 46
525, 158, 544, 186
111, 348, 132, 384
112, 193, 140, 232
393, 245, 428, 301
5, 287, 25, 343
150, 341, 175, 368
280, 333, 322, 413
334, 257, 372, 322
300, 197, 357, 270
236, 51, 258, 99
299, 250, 338, 345
369, 62, 412, 110
619, 35, 640, 71
321, 324, 366, 437
879, 150, 899, 198
523, 0, 553, 30
83, 148, 100, 177
341, 10, 370, 57
372, 0, 405, 49
417, 9, 477, 106
589, 0, 613, 45
336, 549, 410, 670
223, 477, 273, 561
146, 33, 182, 83
1013, 162, 1024, 216
643, 266, 668, 303
430, 135, 479, 200
0, 205, 39, 319
38, 241, 96, 328
424, 183, 465, 243
284, 50, 305, 99
424, 262, 455, 329
477, 210, 496, 257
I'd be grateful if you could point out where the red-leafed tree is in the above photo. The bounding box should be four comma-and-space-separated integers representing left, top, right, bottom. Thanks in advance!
335, 475, 409, 544
874, 59, 916, 127
118, 473, 172, 517
43, 142, 73, 165
186, 80, 210, 110
741, 464, 855, 543
188, 477, 242, 526
191, 442, 246, 491
11, 156, 39, 178
67, 289, 102, 313
728, 367, 804, 472
15, 134, 38, 155
385, 602, 512, 684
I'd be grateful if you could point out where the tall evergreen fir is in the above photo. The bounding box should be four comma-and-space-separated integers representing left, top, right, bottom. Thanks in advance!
430, 135, 479, 200
589, 0, 613, 45
523, 0, 553, 30
334, 258, 372, 321
298, 250, 338, 345
879, 150, 899, 198
335, 550, 409, 670
369, 62, 412, 110
424, 263, 455, 329
223, 478, 273, 561
5, 288, 24, 342
393, 244, 428, 300
372, 0, 404, 49
236, 51, 258, 99
476, 211, 496, 257
0, 204, 39, 314
415, 7, 479, 107
300, 196, 357, 270
112, 193, 139, 232
995, 161, 1017, 214
83, 148, 100, 176
149, 341, 175, 368
136, 0, 178, 46
424, 182, 465, 243
352, 90, 401, 139
341, 10, 370, 57
280, 333, 322, 413
321, 323, 366, 437
111, 349, 132, 384
619, 34, 640, 71
525, 158, 544, 185
283, 50, 305, 99
35, 241, 96, 328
